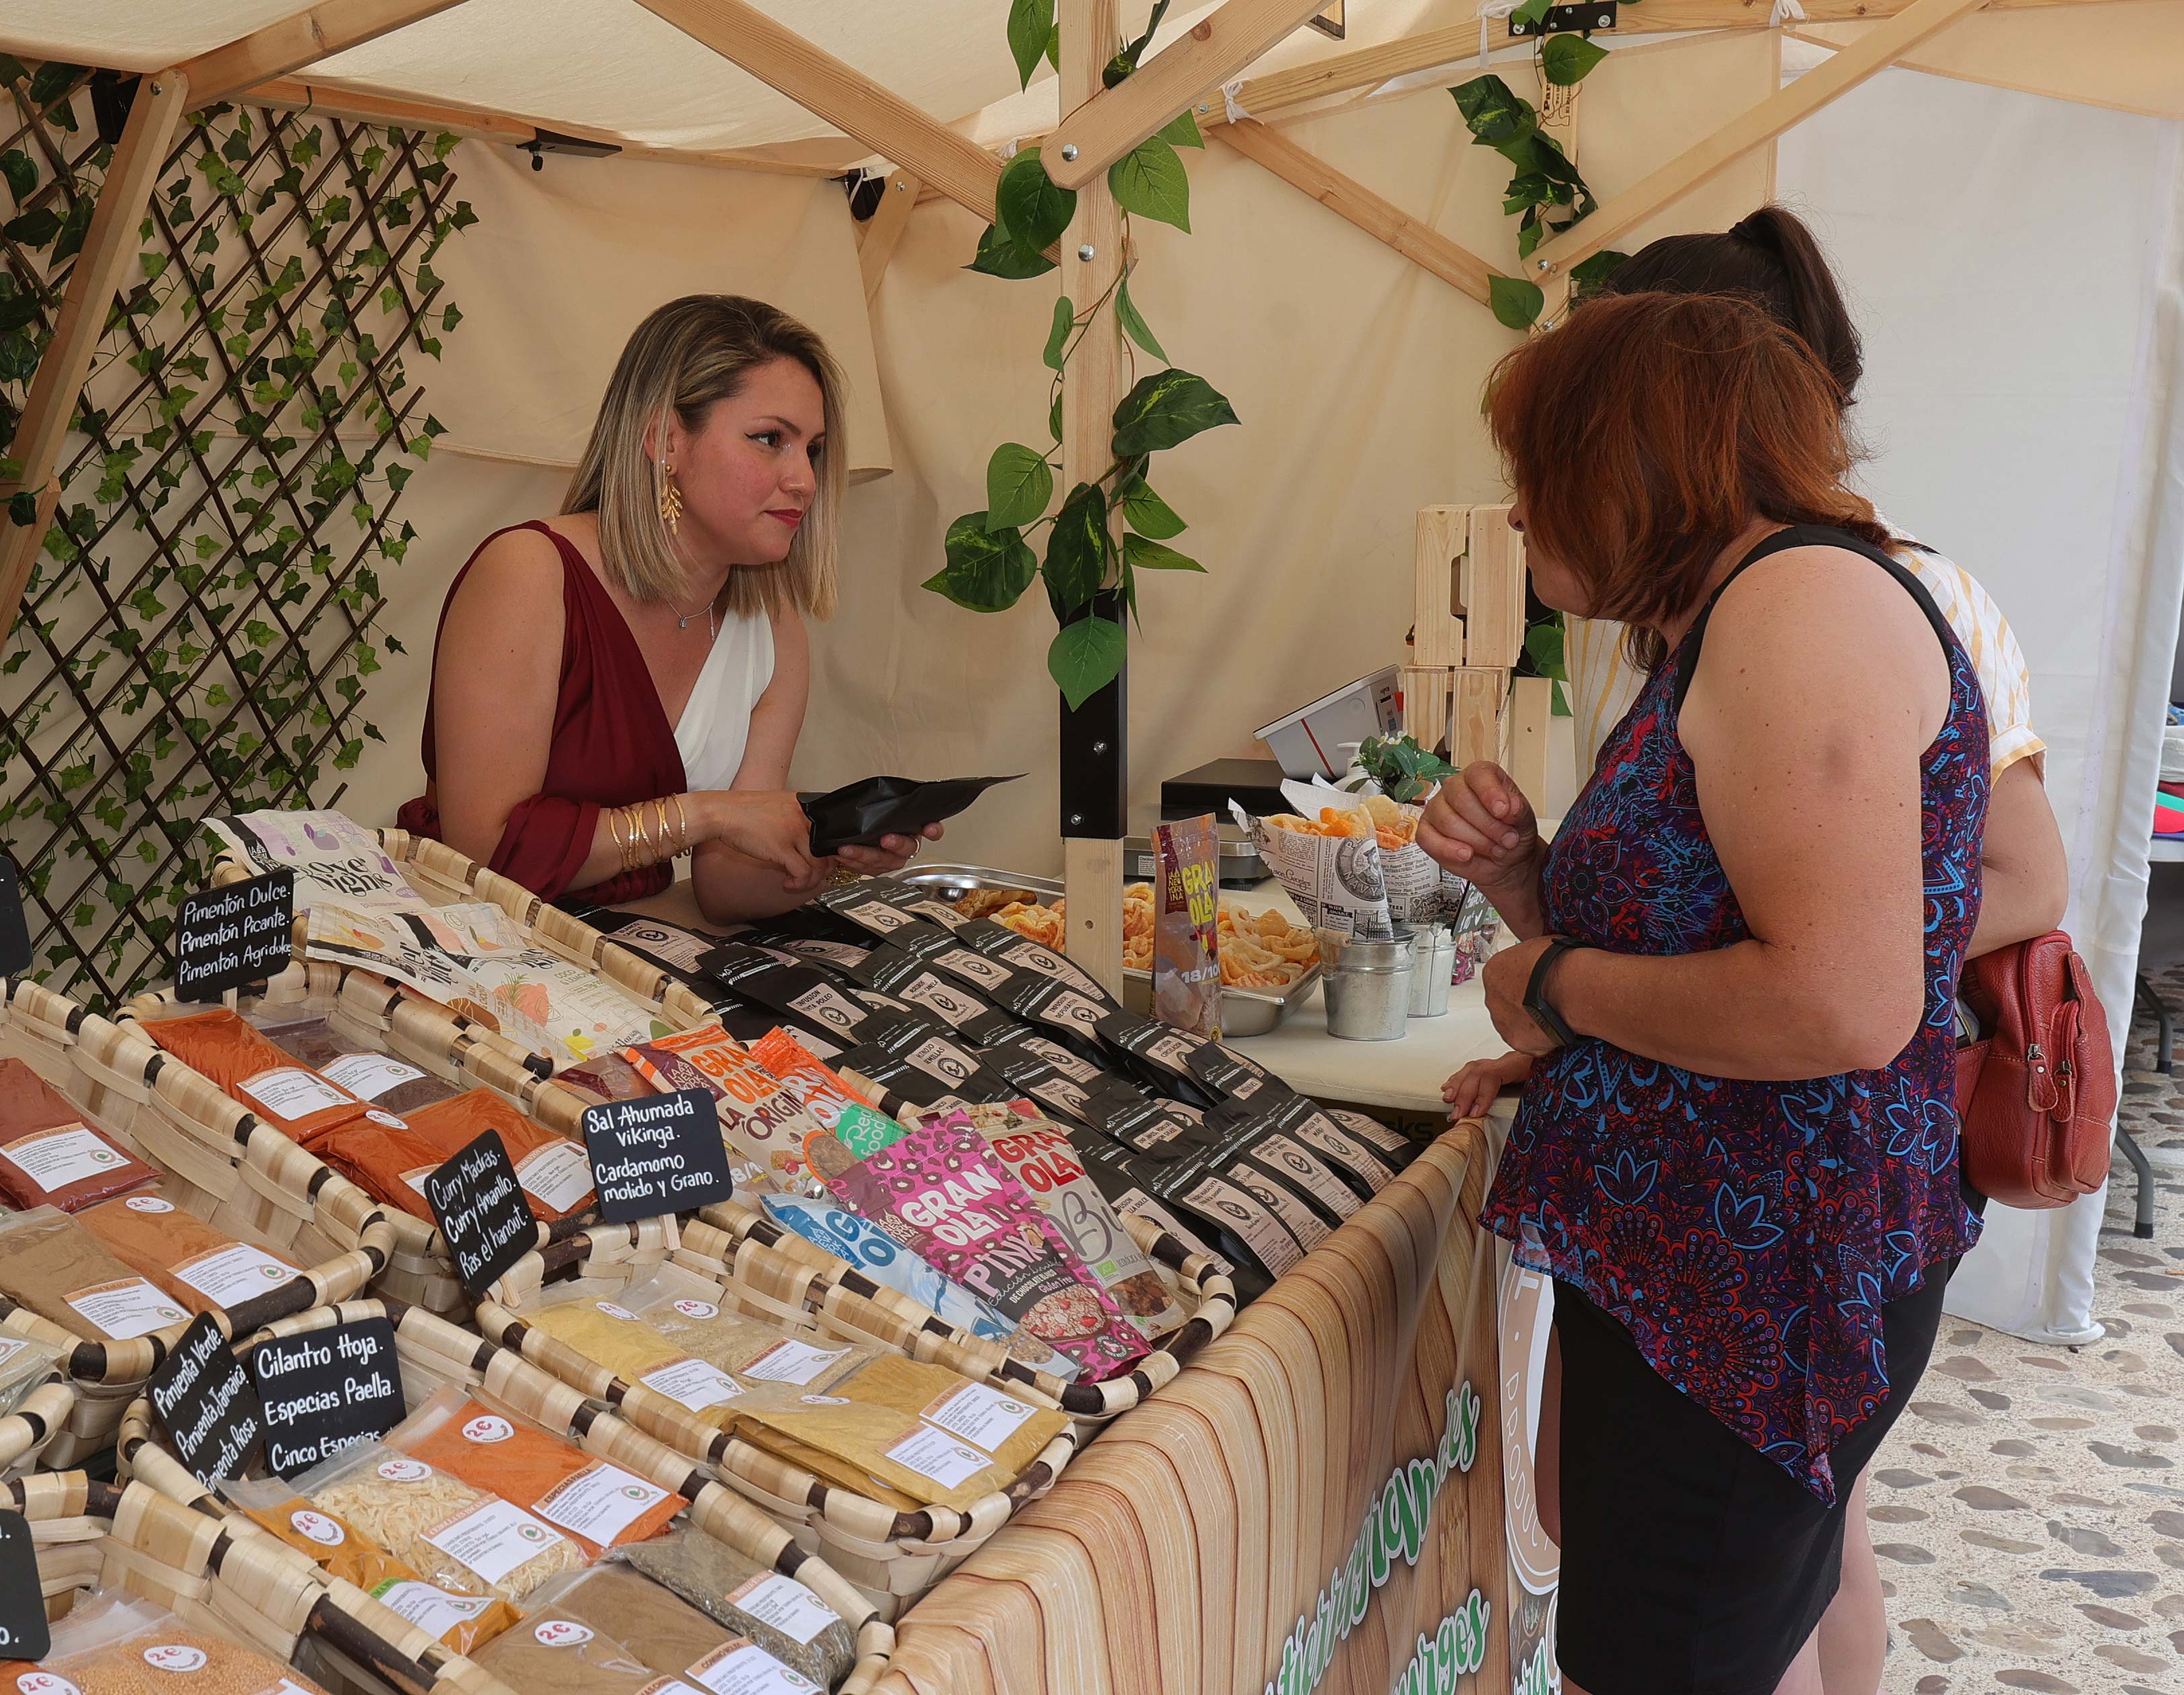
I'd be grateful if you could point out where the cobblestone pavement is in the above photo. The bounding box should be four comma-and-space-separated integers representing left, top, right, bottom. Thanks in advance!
1870, 966, 2184, 1694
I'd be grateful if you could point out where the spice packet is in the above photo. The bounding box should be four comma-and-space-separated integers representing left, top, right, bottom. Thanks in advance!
0, 1331, 62, 1419
32, 1591, 335, 1695
467, 1601, 667, 1695
0, 1206, 193, 1341
78, 1190, 303, 1315
1150, 1146, 1310, 1289
1076, 1140, 1253, 1296
405, 1091, 595, 1220
1151, 815, 1222, 1038
830, 1351, 1068, 1476
205, 809, 433, 917
800, 773, 1023, 856
0, 1059, 157, 1213
816, 1110, 1150, 1382
259, 1020, 462, 1116
138, 1008, 378, 1145
526, 1294, 749, 1426
609, 1533, 856, 1689
697, 950, 873, 1050
625, 1026, 828, 1198
952, 915, 1116, 1008
610, 1263, 882, 1401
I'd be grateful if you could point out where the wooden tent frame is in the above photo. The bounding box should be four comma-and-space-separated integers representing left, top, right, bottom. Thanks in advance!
0, 0, 2156, 982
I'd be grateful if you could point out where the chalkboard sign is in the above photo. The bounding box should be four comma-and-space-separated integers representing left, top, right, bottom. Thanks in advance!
149, 1311, 263, 1486
0, 854, 28, 978
583, 1088, 736, 1223
250, 1315, 405, 1479
0, 1507, 48, 1661
173, 868, 294, 1000
423, 1128, 536, 1298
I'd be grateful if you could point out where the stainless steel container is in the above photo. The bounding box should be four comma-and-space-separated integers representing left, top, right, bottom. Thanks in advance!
1316, 927, 1415, 1041
1408, 923, 1453, 1018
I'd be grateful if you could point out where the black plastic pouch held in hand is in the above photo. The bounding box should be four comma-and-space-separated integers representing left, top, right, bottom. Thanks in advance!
801, 773, 1023, 856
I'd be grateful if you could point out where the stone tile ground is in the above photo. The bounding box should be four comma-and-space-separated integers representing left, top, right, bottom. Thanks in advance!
1870, 962, 2184, 1694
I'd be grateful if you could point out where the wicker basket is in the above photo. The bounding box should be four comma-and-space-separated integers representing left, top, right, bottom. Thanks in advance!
114, 1297, 896, 1694
12, 1469, 521, 1695
690, 1198, 1239, 1426
0, 977, 398, 1463
0, 1368, 73, 1480
471, 1221, 1081, 1620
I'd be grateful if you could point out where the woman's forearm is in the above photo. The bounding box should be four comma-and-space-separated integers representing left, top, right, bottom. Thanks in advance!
1550, 937, 1925, 1081
691, 841, 823, 925
1968, 756, 2069, 957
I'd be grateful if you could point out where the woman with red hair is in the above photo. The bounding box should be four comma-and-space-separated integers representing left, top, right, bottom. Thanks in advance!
1419, 291, 1985, 1694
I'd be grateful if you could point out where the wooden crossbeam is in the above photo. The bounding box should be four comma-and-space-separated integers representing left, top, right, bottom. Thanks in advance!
1613, 0, 2100, 26
1044, 0, 1337, 189
1531, 0, 1994, 278
632, 0, 1003, 223
859, 171, 921, 302
1217, 119, 1493, 304
249, 76, 534, 141
0, 73, 193, 641
179, 0, 468, 110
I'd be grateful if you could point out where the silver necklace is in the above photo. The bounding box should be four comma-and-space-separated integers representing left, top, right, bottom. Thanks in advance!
671, 591, 718, 637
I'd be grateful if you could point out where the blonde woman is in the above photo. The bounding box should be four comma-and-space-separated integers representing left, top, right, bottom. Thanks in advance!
401, 295, 937, 921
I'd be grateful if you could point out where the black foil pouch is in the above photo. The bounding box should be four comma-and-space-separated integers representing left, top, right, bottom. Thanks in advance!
801, 774, 1023, 855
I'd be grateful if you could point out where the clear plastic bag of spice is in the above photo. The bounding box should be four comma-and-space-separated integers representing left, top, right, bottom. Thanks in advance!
26, 1589, 333, 1695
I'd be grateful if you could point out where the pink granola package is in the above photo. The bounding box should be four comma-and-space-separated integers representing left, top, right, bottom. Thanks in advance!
816, 1109, 1151, 1382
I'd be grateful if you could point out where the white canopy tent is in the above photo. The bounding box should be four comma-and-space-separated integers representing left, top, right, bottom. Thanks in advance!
3, 0, 2177, 1352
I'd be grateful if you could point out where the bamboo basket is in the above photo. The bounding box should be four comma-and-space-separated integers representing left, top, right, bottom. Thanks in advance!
114, 1297, 895, 1694
471, 1221, 1080, 1620
117, 968, 615, 1317
689, 1198, 1239, 1427
0, 977, 397, 1463
0, 1366, 74, 1479
12, 1469, 521, 1695
207, 827, 716, 1081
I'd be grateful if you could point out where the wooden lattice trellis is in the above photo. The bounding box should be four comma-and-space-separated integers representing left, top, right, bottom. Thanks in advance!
0, 61, 474, 1009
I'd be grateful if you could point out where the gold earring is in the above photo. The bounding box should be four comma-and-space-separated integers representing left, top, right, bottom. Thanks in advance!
658, 461, 683, 535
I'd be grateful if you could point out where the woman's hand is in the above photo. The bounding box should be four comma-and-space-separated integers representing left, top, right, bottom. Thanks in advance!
1443, 1049, 1536, 1119
696, 790, 820, 888
1481, 935, 1562, 1057
1418, 763, 1546, 933
833, 821, 945, 878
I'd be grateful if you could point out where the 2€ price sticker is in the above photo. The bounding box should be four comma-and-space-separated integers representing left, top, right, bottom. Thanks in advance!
289, 1509, 345, 1546
533, 1620, 593, 1649
17, 1676, 78, 1695
126, 1196, 174, 1213
461, 1415, 513, 1444
672, 1298, 718, 1319
376, 1458, 430, 1483
142, 1647, 208, 1673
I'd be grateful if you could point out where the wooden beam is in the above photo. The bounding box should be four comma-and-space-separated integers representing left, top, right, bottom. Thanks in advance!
632, 0, 1003, 223
1217, 20, 1480, 120
1531, 0, 1993, 278
179, 0, 468, 110
0, 73, 192, 641
1044, 0, 1337, 190
248, 76, 534, 142
1605, 0, 2103, 26
1216, 118, 1493, 304
859, 171, 920, 302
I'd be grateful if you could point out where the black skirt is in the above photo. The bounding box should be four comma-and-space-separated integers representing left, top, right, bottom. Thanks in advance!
1551, 1269, 1950, 1695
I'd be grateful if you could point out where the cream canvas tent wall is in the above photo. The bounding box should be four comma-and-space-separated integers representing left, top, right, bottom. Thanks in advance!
2, 0, 2178, 1351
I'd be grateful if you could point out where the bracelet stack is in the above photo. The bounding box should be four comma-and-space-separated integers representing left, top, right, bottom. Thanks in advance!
607, 794, 691, 874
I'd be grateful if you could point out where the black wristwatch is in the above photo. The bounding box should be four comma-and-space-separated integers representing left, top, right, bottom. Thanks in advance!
1523, 938, 1585, 1048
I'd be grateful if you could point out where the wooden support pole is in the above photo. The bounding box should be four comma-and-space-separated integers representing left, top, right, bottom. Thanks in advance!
632, 0, 1006, 225
179, 0, 470, 109
1531, 0, 1994, 279
0, 73, 192, 644
1413, 508, 1466, 668
1506, 676, 1552, 809
247, 76, 536, 142
858, 171, 921, 304
1058, 0, 1128, 996
1216, 119, 1494, 305
1044, 0, 1337, 189
1462, 505, 1526, 669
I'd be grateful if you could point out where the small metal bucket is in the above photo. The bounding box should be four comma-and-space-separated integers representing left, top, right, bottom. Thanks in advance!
1408, 923, 1453, 1018
1316, 927, 1415, 1041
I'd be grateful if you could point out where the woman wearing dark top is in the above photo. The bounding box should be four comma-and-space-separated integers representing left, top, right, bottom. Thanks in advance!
1419, 292, 1985, 1694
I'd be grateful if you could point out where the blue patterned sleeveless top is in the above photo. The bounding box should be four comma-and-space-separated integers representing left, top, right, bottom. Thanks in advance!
1480, 526, 1988, 1502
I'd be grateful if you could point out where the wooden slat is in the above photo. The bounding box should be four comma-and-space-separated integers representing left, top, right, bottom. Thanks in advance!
1043, 0, 1338, 190
1413, 507, 1467, 668
247, 75, 534, 141
1215, 119, 1493, 304
1400, 665, 1454, 755
1461, 505, 1525, 669
179, 0, 469, 110
1610, 0, 2098, 24
1506, 675, 1552, 807
1533, 0, 1994, 278
1452, 668, 1506, 769
859, 171, 921, 303
0, 73, 192, 643
632, 0, 1004, 223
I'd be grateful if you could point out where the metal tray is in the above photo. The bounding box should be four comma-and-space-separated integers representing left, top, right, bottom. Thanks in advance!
898, 864, 1319, 1037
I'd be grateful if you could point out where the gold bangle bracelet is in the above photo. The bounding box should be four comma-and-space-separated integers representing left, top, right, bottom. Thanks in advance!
607, 805, 628, 869
636, 803, 657, 868
667, 794, 689, 858
620, 804, 643, 872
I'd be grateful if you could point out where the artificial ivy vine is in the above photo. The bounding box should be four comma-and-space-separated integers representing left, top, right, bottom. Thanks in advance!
922, 0, 1238, 710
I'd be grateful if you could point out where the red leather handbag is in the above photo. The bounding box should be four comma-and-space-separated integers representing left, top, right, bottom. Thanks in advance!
1951, 932, 2117, 1208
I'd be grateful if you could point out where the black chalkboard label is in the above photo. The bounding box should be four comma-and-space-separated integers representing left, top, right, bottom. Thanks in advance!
249, 1315, 405, 1480
173, 868, 294, 1000
424, 1128, 536, 1298
0, 1507, 48, 1661
0, 855, 29, 979
583, 1088, 736, 1223
149, 1311, 263, 1486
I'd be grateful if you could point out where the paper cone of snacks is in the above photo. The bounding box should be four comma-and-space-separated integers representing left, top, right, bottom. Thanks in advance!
1232, 784, 1473, 938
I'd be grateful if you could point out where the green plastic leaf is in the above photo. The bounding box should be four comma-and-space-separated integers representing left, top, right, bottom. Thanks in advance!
26, 61, 80, 111
1048, 615, 1126, 710
0, 56, 26, 87
0, 149, 34, 202
1523, 617, 1566, 679
1511, 0, 1554, 26
929, 512, 1038, 610
1568, 249, 1630, 295
1048, 388, 1063, 443
1451, 76, 1536, 149
1123, 534, 1202, 573
1108, 138, 1189, 233
1120, 478, 1185, 540
986, 442, 1054, 531
2, 208, 60, 249
966, 222, 1056, 279
1007, 0, 1055, 89
996, 147, 1076, 252
1110, 368, 1239, 456
1116, 276, 1165, 362
1488, 274, 1545, 331
0, 293, 34, 334
1542, 34, 1609, 87
1159, 108, 1204, 150
1045, 24, 1060, 74
1043, 482, 1111, 614
1042, 294, 1074, 371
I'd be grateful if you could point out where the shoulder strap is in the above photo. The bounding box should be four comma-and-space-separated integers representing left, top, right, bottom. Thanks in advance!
1672, 524, 1958, 714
